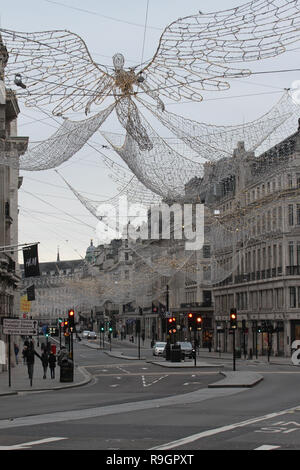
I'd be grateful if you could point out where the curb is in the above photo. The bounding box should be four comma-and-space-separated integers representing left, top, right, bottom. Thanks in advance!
208, 371, 264, 388
147, 360, 225, 369
104, 351, 146, 360
0, 366, 92, 395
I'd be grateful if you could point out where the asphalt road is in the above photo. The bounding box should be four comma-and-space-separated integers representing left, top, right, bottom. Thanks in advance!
1, 340, 300, 454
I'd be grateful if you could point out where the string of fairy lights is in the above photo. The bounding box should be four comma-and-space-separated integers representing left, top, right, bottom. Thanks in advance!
2, 0, 300, 306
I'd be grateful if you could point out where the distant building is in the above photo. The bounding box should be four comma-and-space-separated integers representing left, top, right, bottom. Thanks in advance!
20, 251, 84, 322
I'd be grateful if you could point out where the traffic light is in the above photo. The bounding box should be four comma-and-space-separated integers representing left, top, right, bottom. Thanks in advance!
152, 303, 158, 313
68, 309, 75, 328
168, 316, 177, 334
45, 327, 49, 337
63, 320, 69, 336
196, 315, 202, 331
100, 322, 105, 332
230, 309, 237, 329
108, 322, 113, 333
187, 312, 194, 330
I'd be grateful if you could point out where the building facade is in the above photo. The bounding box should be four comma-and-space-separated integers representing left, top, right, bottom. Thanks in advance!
211, 131, 300, 357
0, 35, 28, 371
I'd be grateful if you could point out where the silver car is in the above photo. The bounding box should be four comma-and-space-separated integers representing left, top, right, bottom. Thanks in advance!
87, 331, 97, 340
153, 341, 167, 356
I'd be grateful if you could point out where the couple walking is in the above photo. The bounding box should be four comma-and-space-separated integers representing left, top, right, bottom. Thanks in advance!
41, 350, 56, 379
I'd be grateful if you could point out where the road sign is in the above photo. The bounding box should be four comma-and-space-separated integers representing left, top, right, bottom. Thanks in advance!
20, 295, 31, 313
3, 318, 38, 336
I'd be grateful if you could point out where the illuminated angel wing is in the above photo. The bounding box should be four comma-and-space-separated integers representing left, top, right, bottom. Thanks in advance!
140, 0, 300, 103
1, 28, 115, 115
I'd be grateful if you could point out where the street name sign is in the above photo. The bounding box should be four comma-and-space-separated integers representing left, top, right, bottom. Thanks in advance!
3, 318, 38, 336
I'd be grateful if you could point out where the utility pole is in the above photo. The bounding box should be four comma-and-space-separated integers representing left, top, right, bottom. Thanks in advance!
166, 284, 169, 342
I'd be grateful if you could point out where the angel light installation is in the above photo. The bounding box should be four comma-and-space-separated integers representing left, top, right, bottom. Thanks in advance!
2, 0, 300, 160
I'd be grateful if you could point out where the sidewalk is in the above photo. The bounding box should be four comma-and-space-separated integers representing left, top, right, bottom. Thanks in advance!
0, 357, 92, 397
100, 335, 294, 366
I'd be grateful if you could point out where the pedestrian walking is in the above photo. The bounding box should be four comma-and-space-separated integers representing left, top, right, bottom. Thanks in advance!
48, 351, 56, 379
14, 343, 19, 365
41, 350, 49, 379
22, 345, 28, 364
24, 344, 42, 386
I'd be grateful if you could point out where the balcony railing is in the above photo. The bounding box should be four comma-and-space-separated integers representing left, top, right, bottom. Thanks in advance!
286, 265, 300, 275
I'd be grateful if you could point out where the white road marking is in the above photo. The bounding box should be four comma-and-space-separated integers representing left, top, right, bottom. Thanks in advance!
0, 437, 67, 450
117, 366, 130, 374
142, 375, 168, 388
150, 405, 300, 450
255, 445, 281, 450
183, 382, 201, 386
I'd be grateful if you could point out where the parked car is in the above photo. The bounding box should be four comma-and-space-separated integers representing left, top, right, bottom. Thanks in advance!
176, 341, 194, 359
152, 341, 167, 356
87, 331, 97, 340
82, 330, 90, 339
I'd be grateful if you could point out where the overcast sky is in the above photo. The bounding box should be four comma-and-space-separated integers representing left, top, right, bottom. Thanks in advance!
2, 0, 300, 263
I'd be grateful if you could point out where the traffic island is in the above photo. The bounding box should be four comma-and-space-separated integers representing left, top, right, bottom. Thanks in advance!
208, 371, 263, 388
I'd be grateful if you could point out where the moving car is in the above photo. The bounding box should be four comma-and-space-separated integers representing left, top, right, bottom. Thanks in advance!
82, 330, 90, 339
87, 331, 97, 340
175, 341, 194, 359
152, 341, 167, 356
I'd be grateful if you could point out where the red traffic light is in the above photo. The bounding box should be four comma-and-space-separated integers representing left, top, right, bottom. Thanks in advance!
188, 312, 193, 319
196, 316, 202, 323
68, 309, 74, 317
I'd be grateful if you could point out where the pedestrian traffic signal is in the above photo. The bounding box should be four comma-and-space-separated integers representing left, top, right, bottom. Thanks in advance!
230, 309, 237, 329
196, 315, 202, 331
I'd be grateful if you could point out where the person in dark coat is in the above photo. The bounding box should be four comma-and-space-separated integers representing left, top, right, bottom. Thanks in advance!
48, 352, 56, 379
14, 343, 19, 365
24, 345, 42, 385
41, 350, 49, 379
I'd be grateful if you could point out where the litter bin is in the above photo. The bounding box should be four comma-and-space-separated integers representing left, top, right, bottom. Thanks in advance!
171, 344, 181, 362
59, 357, 74, 382
165, 342, 171, 361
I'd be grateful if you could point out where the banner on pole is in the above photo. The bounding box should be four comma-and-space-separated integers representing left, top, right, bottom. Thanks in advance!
22, 244, 40, 277
27, 284, 35, 301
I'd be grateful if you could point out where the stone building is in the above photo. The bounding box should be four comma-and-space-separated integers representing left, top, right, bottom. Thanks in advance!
0, 34, 28, 370
210, 129, 300, 357
21, 255, 84, 323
